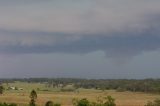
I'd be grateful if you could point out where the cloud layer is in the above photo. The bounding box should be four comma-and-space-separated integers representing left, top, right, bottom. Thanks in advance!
0, 0, 160, 58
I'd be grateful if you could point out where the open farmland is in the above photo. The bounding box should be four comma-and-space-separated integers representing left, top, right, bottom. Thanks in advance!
0, 82, 159, 106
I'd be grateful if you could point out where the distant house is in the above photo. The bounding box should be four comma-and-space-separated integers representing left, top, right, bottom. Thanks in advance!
9, 86, 16, 90
8, 86, 23, 90
58, 84, 64, 88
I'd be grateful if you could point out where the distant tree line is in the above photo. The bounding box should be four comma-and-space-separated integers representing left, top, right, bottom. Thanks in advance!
1, 78, 160, 93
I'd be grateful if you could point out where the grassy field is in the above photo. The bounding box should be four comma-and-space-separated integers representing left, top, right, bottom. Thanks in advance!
0, 82, 159, 106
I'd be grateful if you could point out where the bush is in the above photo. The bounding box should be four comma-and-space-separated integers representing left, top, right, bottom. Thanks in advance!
72, 98, 90, 106
72, 96, 116, 106
116, 87, 125, 92
103, 96, 116, 106
61, 85, 76, 92
45, 101, 61, 106
93, 96, 116, 106
0, 103, 17, 106
53, 104, 61, 106
45, 101, 53, 106
145, 99, 160, 106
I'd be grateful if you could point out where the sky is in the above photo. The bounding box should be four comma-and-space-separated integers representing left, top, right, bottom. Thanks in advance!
0, 0, 160, 79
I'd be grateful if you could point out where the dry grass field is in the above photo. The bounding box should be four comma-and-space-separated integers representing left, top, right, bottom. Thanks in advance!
0, 82, 159, 106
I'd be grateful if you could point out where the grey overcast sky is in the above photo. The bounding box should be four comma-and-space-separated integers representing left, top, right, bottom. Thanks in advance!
0, 0, 160, 79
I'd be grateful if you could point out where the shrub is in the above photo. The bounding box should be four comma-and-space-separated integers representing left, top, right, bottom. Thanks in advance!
92, 96, 116, 106
145, 99, 160, 106
116, 87, 125, 92
0, 103, 17, 106
45, 101, 61, 106
45, 101, 53, 106
103, 96, 116, 106
53, 103, 61, 106
61, 84, 76, 92
72, 96, 116, 106
72, 98, 90, 106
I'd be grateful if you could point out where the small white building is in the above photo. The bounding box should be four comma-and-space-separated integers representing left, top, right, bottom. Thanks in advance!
9, 86, 16, 90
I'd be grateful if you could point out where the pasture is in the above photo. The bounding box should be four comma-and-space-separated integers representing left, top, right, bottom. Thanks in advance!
0, 82, 159, 106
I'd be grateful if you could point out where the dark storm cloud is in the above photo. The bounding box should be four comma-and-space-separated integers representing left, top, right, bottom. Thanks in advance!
0, 0, 160, 58
0, 20, 160, 58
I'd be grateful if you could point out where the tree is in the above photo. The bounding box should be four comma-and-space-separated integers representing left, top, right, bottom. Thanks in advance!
29, 90, 37, 106
0, 85, 4, 94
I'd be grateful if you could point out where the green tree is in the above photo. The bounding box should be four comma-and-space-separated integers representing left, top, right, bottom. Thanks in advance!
0, 85, 4, 94
29, 90, 37, 106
